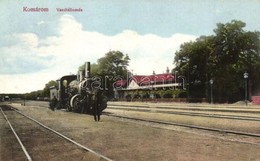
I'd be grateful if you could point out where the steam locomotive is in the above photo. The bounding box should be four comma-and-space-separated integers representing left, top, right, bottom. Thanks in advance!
49, 62, 107, 121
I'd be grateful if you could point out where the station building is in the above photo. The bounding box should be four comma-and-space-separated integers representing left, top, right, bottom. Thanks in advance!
114, 68, 182, 99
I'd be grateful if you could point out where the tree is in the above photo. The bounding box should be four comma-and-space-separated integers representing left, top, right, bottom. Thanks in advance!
42, 80, 57, 97
96, 50, 130, 77
25, 90, 43, 100
79, 50, 130, 98
174, 20, 260, 103
210, 20, 260, 102
174, 36, 214, 100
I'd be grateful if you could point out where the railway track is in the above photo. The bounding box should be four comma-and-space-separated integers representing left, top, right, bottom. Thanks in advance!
108, 103, 260, 113
105, 113, 260, 138
0, 105, 113, 161
108, 102, 260, 109
107, 105, 260, 121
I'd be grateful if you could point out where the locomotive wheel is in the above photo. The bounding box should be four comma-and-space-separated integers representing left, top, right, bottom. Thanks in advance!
70, 94, 81, 112
73, 100, 81, 112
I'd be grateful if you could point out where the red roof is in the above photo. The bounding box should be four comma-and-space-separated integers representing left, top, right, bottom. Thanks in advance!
114, 73, 175, 88
114, 80, 127, 87
131, 73, 174, 86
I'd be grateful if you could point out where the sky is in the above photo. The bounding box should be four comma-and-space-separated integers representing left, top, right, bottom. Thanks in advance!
0, 0, 260, 93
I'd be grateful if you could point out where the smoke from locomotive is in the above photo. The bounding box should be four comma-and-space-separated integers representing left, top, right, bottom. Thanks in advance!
49, 62, 107, 120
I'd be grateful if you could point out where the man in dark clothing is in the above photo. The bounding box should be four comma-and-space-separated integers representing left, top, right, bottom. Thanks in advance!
93, 90, 108, 121
50, 96, 58, 111
93, 90, 101, 121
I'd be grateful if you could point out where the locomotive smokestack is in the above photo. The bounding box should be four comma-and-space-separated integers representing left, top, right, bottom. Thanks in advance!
79, 70, 85, 82
85, 62, 91, 78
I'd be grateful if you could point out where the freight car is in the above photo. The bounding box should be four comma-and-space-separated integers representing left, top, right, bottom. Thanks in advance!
50, 62, 107, 121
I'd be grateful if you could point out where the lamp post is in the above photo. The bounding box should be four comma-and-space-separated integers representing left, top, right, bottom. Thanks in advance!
175, 71, 178, 89
149, 81, 155, 99
243, 72, 249, 106
178, 76, 186, 90
210, 79, 214, 104
23, 95, 26, 106
175, 71, 178, 82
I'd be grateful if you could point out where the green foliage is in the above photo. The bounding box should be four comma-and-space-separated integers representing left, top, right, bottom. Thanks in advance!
124, 89, 186, 99
174, 20, 260, 103
42, 80, 57, 97
18, 80, 57, 100
78, 50, 130, 98
154, 89, 186, 98
25, 90, 43, 100
96, 50, 130, 77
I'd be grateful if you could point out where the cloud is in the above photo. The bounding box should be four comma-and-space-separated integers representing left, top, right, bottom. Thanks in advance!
37, 20, 46, 26
0, 14, 196, 93
0, 73, 55, 94
58, 14, 83, 36
0, 33, 55, 75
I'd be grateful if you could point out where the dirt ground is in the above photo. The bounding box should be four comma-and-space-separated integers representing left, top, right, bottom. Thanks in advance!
6, 103, 260, 161
0, 106, 103, 161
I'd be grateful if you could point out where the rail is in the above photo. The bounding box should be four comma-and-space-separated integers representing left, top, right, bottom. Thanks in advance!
3, 105, 113, 161
107, 106, 260, 121
105, 114, 260, 138
0, 107, 33, 161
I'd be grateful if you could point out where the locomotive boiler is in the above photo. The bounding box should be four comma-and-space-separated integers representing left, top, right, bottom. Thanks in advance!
50, 62, 107, 120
